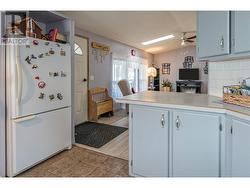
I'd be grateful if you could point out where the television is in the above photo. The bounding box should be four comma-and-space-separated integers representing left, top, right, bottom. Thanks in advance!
179, 68, 199, 80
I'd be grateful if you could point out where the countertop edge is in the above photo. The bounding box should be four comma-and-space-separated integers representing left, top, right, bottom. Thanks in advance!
116, 98, 250, 121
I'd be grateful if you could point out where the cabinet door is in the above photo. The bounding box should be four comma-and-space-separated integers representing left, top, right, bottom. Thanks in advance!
132, 106, 169, 177
172, 111, 220, 177
197, 11, 230, 58
232, 11, 250, 54
231, 119, 250, 177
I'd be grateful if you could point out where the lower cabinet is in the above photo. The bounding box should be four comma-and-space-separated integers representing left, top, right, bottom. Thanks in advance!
172, 111, 221, 177
130, 105, 249, 177
131, 106, 169, 177
231, 117, 250, 177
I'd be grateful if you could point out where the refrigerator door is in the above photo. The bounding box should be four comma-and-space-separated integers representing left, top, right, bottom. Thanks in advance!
6, 38, 71, 119
7, 107, 71, 176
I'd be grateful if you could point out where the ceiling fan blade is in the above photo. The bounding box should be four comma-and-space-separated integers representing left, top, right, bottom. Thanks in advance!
187, 36, 196, 40
185, 39, 195, 43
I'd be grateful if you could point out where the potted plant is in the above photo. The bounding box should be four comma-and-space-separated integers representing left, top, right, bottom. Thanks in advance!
162, 79, 172, 92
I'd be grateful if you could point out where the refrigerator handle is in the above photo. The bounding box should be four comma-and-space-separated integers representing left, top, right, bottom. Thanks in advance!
15, 45, 22, 105
13, 115, 36, 123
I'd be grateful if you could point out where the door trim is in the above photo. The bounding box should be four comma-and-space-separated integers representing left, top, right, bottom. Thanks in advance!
74, 34, 89, 124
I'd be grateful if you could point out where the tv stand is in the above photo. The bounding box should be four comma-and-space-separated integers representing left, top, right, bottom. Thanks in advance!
176, 80, 202, 93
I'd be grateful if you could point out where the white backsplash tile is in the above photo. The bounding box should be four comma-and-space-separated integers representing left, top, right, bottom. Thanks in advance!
208, 59, 250, 97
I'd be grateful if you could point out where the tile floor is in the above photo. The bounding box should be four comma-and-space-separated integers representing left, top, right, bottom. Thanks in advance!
18, 146, 129, 177
18, 110, 129, 177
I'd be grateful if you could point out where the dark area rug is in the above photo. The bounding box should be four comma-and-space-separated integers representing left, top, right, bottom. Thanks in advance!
75, 121, 128, 148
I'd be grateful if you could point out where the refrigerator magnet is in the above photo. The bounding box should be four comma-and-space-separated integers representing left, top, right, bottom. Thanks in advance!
61, 71, 67, 77
35, 76, 40, 80
25, 56, 31, 64
31, 54, 37, 59
38, 93, 45, 99
38, 54, 44, 58
60, 49, 66, 56
45, 41, 50, 45
33, 40, 39, 45
49, 48, 55, 55
38, 81, 46, 89
32, 65, 38, 69
53, 72, 59, 77
57, 93, 63, 100
49, 94, 55, 101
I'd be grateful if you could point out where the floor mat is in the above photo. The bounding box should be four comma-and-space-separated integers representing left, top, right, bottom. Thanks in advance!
75, 121, 128, 148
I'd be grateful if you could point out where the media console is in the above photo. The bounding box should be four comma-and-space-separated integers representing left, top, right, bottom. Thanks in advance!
176, 80, 202, 93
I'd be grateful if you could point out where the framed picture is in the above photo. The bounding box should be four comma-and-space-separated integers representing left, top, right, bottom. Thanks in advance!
162, 63, 171, 74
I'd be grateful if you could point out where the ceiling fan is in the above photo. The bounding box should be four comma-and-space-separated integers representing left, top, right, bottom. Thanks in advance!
181, 32, 196, 46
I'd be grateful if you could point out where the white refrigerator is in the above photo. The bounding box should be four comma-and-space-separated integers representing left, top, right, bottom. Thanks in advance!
6, 37, 72, 176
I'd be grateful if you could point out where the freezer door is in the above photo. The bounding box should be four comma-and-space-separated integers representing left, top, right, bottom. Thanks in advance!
6, 38, 71, 118
7, 107, 71, 176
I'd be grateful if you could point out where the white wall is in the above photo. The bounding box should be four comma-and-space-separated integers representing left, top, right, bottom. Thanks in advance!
154, 46, 208, 93
0, 11, 6, 177
75, 28, 153, 94
208, 59, 250, 97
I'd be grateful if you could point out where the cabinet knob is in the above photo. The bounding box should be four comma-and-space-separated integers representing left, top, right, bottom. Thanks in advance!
161, 114, 165, 128
176, 116, 180, 129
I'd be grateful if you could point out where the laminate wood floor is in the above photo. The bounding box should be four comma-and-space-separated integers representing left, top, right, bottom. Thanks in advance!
76, 110, 129, 160
18, 146, 129, 177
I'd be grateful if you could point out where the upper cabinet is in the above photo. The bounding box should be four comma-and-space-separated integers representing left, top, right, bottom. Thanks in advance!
197, 11, 250, 61
197, 11, 230, 59
231, 11, 250, 54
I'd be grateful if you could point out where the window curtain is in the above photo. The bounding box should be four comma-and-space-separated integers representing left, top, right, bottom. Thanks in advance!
111, 54, 148, 99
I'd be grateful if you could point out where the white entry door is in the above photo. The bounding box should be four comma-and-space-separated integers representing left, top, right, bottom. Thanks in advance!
74, 36, 88, 125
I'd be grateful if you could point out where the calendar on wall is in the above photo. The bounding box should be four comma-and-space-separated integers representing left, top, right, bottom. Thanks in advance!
162, 63, 171, 74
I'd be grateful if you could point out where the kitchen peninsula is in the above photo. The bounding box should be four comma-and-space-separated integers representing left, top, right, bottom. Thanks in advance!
116, 91, 250, 177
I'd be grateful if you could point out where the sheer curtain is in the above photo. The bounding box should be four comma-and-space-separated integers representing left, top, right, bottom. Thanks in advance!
112, 55, 148, 99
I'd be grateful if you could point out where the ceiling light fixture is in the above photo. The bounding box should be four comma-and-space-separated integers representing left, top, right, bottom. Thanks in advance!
181, 40, 186, 46
142, 34, 175, 45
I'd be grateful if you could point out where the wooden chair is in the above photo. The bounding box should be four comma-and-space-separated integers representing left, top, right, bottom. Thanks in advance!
88, 87, 113, 121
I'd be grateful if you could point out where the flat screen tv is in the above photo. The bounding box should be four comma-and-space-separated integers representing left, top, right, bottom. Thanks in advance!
179, 68, 199, 80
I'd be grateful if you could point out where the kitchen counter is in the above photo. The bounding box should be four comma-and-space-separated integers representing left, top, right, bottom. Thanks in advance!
116, 91, 250, 120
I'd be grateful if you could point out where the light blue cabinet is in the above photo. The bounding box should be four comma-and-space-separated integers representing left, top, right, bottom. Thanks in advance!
172, 110, 221, 177
231, 11, 250, 54
197, 11, 230, 58
231, 118, 250, 177
131, 106, 169, 177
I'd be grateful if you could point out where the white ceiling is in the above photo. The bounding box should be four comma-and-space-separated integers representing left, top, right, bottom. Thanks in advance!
61, 11, 196, 54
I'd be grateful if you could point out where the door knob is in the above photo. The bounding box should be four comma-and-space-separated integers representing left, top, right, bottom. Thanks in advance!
82, 78, 87, 82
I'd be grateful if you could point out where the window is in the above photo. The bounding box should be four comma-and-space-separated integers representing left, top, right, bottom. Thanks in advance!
74, 43, 83, 55
112, 56, 148, 99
